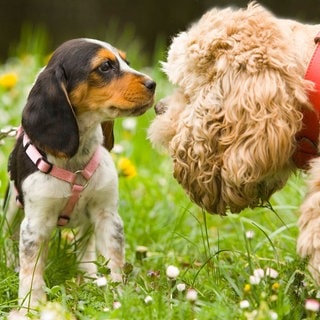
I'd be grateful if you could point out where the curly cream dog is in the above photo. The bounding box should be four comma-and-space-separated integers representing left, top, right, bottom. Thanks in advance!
148, 3, 320, 282
4, 38, 155, 312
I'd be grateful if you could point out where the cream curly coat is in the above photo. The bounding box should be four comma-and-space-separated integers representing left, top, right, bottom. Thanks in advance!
148, 3, 320, 282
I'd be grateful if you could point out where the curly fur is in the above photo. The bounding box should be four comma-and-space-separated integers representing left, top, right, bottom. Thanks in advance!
149, 2, 320, 284
149, 3, 319, 214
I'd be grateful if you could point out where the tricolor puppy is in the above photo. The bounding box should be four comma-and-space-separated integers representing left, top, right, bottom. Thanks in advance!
4, 38, 155, 311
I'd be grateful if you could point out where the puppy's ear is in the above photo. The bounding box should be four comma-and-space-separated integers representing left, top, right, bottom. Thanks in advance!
101, 121, 114, 151
22, 67, 79, 158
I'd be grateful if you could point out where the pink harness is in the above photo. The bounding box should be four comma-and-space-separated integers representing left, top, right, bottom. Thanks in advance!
20, 131, 102, 226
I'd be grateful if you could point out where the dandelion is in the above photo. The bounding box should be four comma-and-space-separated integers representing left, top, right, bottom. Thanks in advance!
305, 299, 320, 312
186, 288, 198, 302
144, 295, 153, 304
244, 283, 251, 293
266, 268, 279, 279
0, 72, 18, 89
240, 300, 250, 309
272, 282, 280, 291
166, 265, 180, 279
118, 157, 137, 178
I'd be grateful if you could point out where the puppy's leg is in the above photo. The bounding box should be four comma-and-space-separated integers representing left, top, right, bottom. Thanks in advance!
2, 182, 24, 267
77, 226, 97, 277
297, 159, 320, 283
2, 182, 24, 233
94, 210, 125, 282
18, 216, 50, 311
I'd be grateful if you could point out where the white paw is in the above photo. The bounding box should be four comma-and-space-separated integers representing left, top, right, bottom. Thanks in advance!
8, 309, 29, 320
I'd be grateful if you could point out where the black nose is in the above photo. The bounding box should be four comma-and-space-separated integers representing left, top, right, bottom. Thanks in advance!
144, 79, 156, 92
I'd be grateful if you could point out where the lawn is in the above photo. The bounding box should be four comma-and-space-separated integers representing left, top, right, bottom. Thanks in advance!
0, 31, 319, 320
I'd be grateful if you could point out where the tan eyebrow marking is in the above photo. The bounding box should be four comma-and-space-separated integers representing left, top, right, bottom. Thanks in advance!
118, 50, 127, 61
91, 48, 117, 69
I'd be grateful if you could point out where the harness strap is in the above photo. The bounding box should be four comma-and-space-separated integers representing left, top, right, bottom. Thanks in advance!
57, 147, 102, 226
22, 133, 102, 226
305, 33, 320, 108
294, 32, 320, 169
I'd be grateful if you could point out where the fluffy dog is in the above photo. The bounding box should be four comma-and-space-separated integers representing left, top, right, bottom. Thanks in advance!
4, 38, 155, 312
148, 3, 320, 282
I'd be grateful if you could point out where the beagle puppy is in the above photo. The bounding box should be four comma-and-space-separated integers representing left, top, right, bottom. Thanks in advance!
4, 38, 155, 312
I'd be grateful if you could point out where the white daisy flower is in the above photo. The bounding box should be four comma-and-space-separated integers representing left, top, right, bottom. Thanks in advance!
239, 300, 250, 309
266, 268, 279, 279
186, 288, 198, 302
94, 276, 107, 287
122, 118, 137, 131
305, 299, 320, 312
166, 265, 180, 279
177, 283, 186, 292
144, 295, 153, 304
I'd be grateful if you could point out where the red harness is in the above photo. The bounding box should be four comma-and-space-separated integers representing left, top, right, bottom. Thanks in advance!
19, 131, 102, 226
293, 32, 320, 169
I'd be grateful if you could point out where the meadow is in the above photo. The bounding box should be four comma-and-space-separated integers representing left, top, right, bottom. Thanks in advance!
0, 30, 319, 319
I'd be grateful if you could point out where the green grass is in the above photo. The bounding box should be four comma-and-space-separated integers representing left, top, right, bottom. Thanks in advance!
0, 31, 319, 319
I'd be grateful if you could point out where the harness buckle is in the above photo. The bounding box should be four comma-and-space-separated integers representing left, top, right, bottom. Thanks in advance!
57, 215, 70, 227
74, 170, 89, 188
36, 157, 53, 174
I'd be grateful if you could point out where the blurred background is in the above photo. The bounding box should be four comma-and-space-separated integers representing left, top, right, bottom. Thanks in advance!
0, 0, 319, 62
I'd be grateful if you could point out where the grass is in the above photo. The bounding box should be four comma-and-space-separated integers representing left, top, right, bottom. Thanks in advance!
0, 30, 319, 319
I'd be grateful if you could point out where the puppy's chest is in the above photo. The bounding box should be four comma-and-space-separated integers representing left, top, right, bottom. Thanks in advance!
23, 152, 118, 227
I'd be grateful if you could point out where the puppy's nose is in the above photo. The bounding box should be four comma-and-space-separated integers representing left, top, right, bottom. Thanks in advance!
144, 79, 156, 92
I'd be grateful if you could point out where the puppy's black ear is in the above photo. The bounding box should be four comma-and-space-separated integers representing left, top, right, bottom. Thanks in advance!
101, 121, 114, 151
22, 67, 79, 157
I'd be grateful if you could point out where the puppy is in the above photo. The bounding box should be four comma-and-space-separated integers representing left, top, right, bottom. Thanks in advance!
148, 3, 320, 282
4, 38, 155, 311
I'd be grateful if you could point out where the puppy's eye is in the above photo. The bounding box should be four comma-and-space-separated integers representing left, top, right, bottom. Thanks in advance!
99, 61, 112, 73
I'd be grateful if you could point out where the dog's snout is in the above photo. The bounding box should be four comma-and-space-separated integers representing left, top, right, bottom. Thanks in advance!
144, 79, 156, 92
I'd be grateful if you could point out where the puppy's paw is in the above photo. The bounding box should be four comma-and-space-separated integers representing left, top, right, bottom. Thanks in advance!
154, 99, 168, 115
298, 226, 320, 284
8, 309, 29, 320
298, 194, 320, 283
110, 271, 123, 283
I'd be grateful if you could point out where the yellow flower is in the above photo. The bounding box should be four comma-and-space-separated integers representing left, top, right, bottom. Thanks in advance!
0, 72, 18, 89
272, 282, 280, 291
244, 284, 251, 293
118, 157, 137, 178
